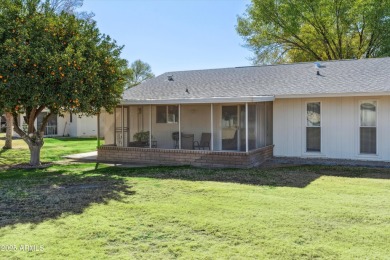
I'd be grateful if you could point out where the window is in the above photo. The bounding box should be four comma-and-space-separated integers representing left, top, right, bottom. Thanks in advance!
156, 105, 178, 123
306, 102, 321, 152
360, 101, 377, 154
37, 112, 58, 135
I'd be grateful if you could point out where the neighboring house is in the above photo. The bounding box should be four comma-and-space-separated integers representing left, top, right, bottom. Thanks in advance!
13, 111, 101, 138
99, 57, 390, 168
0, 115, 6, 132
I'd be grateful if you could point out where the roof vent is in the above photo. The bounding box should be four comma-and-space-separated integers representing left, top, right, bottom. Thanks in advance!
314, 62, 321, 75
167, 75, 174, 81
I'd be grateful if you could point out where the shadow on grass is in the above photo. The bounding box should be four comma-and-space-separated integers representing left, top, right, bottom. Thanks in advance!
1, 164, 389, 228
93, 164, 390, 189
0, 167, 134, 228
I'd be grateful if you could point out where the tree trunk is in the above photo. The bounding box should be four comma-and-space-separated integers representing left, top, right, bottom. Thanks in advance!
29, 143, 42, 166
3, 112, 13, 149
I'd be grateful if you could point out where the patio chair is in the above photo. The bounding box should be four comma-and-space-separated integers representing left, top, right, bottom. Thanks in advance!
172, 131, 179, 149
222, 130, 238, 150
194, 132, 211, 150
181, 133, 194, 150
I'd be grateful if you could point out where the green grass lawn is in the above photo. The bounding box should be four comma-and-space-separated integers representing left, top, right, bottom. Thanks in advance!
0, 160, 389, 259
0, 133, 100, 166
0, 135, 389, 258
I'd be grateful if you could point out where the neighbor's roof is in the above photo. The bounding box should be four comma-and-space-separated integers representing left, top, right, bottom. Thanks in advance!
122, 57, 390, 104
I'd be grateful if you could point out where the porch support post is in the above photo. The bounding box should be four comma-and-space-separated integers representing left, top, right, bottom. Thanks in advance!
128, 107, 131, 144
245, 102, 249, 153
149, 104, 152, 148
114, 107, 116, 145
97, 112, 101, 147
179, 104, 181, 149
210, 103, 214, 151
121, 105, 124, 147
255, 104, 258, 149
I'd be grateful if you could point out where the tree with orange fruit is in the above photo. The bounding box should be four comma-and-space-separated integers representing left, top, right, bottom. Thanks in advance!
0, 0, 128, 166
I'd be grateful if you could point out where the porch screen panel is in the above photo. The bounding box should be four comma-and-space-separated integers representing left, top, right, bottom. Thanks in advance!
265, 102, 273, 146
248, 104, 256, 150
256, 103, 266, 148
156, 106, 166, 123
306, 102, 321, 152
156, 105, 178, 124
167, 105, 179, 123
360, 101, 376, 154
239, 105, 246, 152
222, 106, 238, 150
115, 107, 129, 147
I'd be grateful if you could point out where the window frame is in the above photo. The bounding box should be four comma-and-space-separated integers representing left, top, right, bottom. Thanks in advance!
305, 101, 322, 153
358, 100, 378, 155
156, 105, 179, 124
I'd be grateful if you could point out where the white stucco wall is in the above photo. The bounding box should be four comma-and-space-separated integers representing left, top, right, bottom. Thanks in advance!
56, 114, 67, 136
60, 113, 98, 137
55, 113, 98, 137
75, 115, 97, 137
273, 96, 390, 161
102, 111, 115, 144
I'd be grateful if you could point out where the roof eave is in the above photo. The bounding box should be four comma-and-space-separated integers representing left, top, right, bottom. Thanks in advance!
275, 91, 390, 99
120, 96, 275, 105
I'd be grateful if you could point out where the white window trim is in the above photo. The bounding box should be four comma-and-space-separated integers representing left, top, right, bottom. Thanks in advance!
303, 101, 323, 155
357, 99, 378, 157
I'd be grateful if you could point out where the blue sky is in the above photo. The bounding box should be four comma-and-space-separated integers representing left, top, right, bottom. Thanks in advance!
81, 0, 252, 76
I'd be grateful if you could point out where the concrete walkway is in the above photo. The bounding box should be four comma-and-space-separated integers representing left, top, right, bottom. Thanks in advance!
63, 151, 97, 162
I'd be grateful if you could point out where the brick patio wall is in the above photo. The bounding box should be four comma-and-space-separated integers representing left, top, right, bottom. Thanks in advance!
97, 145, 274, 168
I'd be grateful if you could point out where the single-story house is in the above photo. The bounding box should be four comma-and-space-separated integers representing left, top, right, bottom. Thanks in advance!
13, 111, 102, 138
0, 115, 6, 131
99, 57, 390, 168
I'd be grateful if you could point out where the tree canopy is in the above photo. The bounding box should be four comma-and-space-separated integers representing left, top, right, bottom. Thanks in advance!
237, 0, 390, 64
0, 0, 128, 165
126, 59, 154, 89
47, 0, 94, 20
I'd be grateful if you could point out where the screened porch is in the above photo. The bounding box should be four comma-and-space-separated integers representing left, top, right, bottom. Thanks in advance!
108, 102, 273, 152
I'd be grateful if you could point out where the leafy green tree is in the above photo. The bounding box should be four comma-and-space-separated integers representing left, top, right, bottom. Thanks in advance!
47, 0, 94, 20
1, 0, 92, 150
126, 59, 154, 89
0, 0, 128, 166
237, 0, 390, 64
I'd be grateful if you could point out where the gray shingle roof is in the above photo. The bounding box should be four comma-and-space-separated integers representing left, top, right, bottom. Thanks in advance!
123, 57, 390, 102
